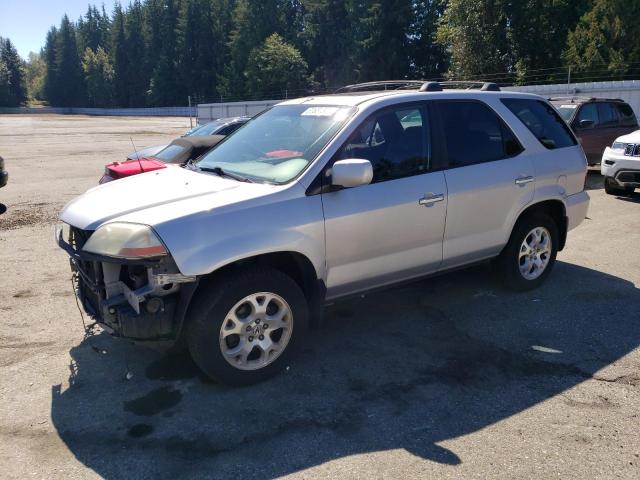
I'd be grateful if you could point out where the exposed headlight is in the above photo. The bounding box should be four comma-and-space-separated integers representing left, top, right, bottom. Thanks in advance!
82, 222, 167, 259
611, 141, 626, 152
54, 222, 71, 243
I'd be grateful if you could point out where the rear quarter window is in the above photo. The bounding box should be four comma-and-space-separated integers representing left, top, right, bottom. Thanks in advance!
615, 103, 638, 127
502, 98, 577, 150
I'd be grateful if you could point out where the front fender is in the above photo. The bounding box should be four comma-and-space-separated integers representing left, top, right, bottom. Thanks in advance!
155, 194, 326, 280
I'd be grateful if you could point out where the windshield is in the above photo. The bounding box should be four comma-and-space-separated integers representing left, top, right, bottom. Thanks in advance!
185, 120, 225, 137
154, 144, 186, 162
554, 104, 578, 121
195, 105, 355, 183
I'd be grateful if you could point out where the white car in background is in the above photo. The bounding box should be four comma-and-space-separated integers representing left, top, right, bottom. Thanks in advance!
601, 130, 640, 195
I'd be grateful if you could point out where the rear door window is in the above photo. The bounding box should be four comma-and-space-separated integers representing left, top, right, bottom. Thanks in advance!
615, 103, 638, 127
597, 103, 618, 126
435, 101, 522, 167
502, 98, 577, 150
575, 103, 599, 127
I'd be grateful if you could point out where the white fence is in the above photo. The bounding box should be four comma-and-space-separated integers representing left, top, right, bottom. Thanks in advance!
196, 80, 640, 124
506, 80, 640, 115
196, 100, 280, 123
0, 106, 195, 117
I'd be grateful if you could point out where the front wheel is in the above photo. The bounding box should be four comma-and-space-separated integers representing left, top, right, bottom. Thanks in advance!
604, 177, 634, 196
186, 267, 309, 386
497, 213, 558, 291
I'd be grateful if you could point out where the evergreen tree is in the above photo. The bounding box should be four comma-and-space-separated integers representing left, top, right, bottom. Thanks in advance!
0, 37, 27, 106
358, 0, 413, 81
245, 33, 309, 98
436, 0, 510, 79
177, 0, 221, 102
508, 0, 588, 84
125, 0, 149, 106
33, 0, 640, 107
148, 0, 183, 105
279, 0, 305, 49
143, 0, 166, 72
25, 51, 46, 101
83, 46, 115, 107
0, 59, 9, 106
301, 0, 358, 88
54, 15, 86, 106
77, 5, 111, 53
219, 0, 285, 99
409, 0, 449, 79
111, 3, 129, 106
564, 0, 640, 80
43, 27, 59, 104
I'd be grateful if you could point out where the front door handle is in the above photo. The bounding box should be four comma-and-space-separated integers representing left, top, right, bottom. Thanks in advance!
515, 176, 535, 186
418, 193, 445, 207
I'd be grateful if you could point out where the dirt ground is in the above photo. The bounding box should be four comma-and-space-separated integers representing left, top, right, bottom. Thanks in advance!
0, 114, 639, 480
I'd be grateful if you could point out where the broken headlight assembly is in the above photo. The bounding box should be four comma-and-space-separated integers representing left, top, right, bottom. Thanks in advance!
82, 222, 167, 259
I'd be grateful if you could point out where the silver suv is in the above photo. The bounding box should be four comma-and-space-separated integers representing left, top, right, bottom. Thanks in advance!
56, 81, 590, 385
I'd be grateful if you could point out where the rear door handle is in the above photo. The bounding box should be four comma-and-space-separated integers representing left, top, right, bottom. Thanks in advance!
515, 176, 534, 186
418, 193, 445, 207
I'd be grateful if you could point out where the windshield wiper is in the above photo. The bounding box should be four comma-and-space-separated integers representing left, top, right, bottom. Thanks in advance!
199, 166, 252, 183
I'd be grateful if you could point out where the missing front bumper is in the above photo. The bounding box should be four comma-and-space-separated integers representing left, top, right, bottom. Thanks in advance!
58, 225, 197, 341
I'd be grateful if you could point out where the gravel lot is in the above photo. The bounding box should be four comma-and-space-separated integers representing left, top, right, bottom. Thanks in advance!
0, 114, 639, 480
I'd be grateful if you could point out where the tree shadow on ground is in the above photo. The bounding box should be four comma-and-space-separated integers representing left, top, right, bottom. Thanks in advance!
51, 261, 640, 479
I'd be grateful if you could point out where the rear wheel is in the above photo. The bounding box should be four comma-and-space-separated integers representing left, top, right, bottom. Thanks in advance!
604, 177, 634, 196
186, 266, 309, 386
497, 213, 558, 291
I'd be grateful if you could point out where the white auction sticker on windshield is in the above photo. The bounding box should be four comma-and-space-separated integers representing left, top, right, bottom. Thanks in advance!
560, 104, 578, 109
301, 107, 340, 116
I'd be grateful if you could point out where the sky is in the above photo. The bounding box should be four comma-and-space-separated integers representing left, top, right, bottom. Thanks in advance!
0, 0, 118, 59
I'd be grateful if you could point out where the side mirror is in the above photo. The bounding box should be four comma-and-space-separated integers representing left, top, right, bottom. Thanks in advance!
578, 119, 595, 129
331, 159, 373, 188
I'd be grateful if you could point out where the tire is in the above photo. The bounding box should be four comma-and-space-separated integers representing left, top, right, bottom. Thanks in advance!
186, 266, 309, 386
497, 213, 558, 291
604, 177, 634, 196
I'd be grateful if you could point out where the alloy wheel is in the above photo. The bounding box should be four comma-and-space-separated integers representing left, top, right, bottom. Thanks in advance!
218, 292, 293, 370
518, 227, 552, 280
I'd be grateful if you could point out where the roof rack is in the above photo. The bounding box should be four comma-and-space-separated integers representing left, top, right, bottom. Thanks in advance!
548, 96, 592, 103
335, 80, 500, 94
439, 81, 501, 91
335, 80, 429, 93
548, 96, 625, 103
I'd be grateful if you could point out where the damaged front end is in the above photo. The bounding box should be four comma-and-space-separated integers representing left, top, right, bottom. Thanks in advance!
56, 223, 198, 343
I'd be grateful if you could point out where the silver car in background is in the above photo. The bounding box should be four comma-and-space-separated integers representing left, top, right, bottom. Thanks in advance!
126, 116, 250, 160
57, 81, 589, 386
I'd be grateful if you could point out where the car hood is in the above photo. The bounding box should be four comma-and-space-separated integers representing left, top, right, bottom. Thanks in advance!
614, 129, 640, 144
60, 166, 275, 230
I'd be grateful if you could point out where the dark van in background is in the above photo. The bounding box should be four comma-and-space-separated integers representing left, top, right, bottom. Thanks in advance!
550, 97, 638, 166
